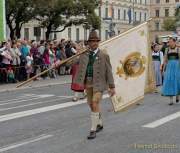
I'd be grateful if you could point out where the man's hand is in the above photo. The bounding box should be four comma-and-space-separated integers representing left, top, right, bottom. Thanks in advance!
108, 88, 116, 97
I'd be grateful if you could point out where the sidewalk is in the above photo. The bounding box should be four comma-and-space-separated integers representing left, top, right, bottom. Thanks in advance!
0, 75, 71, 93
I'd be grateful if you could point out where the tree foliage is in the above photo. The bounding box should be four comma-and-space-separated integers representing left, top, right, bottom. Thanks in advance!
6, 0, 100, 40
163, 6, 180, 31
163, 18, 176, 31
6, 0, 36, 40
35, 0, 101, 40
175, 6, 180, 28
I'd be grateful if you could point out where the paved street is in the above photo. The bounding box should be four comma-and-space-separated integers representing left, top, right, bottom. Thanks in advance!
0, 78, 180, 153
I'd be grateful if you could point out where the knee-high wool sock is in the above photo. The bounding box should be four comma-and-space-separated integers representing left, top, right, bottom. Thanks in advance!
90, 112, 99, 131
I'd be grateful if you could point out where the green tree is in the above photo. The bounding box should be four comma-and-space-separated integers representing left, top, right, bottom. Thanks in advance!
163, 18, 176, 31
6, 0, 36, 40
175, 5, 180, 28
163, 5, 180, 31
35, 0, 101, 40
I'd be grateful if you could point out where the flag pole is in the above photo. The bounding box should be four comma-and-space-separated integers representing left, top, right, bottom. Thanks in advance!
16, 48, 88, 88
16, 19, 152, 88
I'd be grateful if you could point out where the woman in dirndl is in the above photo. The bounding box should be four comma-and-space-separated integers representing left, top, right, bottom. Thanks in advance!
161, 37, 180, 105
152, 43, 163, 88
71, 43, 86, 101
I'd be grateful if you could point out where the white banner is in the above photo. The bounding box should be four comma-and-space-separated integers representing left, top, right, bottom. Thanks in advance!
100, 22, 149, 112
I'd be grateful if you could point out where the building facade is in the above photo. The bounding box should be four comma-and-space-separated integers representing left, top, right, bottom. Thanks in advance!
149, 0, 180, 40
11, 0, 150, 41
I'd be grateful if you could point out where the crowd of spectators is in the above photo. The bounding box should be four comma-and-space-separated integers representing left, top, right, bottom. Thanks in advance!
0, 39, 86, 84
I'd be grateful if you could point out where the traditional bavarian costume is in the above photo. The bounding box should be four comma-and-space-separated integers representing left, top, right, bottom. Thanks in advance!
73, 31, 115, 139
162, 46, 180, 97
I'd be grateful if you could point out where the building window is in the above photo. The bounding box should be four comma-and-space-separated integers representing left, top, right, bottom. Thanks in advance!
134, 12, 137, 21
140, 0, 142, 4
140, 12, 142, 21
155, 9, 160, 17
68, 28, 71, 40
34, 27, 41, 41
49, 34, 53, 40
165, 9, 169, 17
84, 28, 87, 41
144, 13, 147, 21
76, 28, 80, 42
175, 0, 179, 2
155, 22, 160, 31
112, 8, 115, 19
99, 29, 101, 39
156, 0, 160, 3
165, 0, 169, 2
118, 9, 121, 20
118, 30, 120, 34
24, 28, 29, 40
34, 27, 41, 37
99, 7, 101, 17
105, 8, 108, 18
124, 10, 126, 20
105, 30, 108, 40
54, 33, 57, 40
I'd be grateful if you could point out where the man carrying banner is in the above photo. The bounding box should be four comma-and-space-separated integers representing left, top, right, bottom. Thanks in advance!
54, 30, 115, 139
81, 31, 115, 139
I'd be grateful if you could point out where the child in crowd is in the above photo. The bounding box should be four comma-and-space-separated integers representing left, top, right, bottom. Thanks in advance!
7, 67, 16, 83
26, 52, 33, 79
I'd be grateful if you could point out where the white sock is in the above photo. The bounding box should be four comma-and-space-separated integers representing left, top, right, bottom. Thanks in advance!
90, 112, 99, 131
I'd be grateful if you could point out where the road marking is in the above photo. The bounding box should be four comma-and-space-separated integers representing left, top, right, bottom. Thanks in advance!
57, 96, 73, 98
0, 94, 109, 123
0, 134, 53, 152
0, 97, 70, 111
0, 94, 54, 106
143, 111, 180, 128
0, 94, 36, 103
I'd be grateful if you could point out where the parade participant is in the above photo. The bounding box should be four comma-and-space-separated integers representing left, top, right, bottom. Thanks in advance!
70, 43, 86, 101
152, 43, 163, 87
162, 37, 180, 105
75, 30, 115, 139
53, 30, 115, 140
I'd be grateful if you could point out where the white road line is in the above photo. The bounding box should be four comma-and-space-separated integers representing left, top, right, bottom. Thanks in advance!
0, 134, 53, 152
0, 97, 69, 111
143, 111, 180, 128
0, 95, 54, 106
0, 94, 36, 103
57, 96, 73, 98
0, 94, 109, 123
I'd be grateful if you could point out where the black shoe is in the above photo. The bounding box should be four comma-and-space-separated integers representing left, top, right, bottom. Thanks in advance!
87, 131, 96, 140
96, 125, 103, 132
168, 102, 174, 106
176, 99, 179, 103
